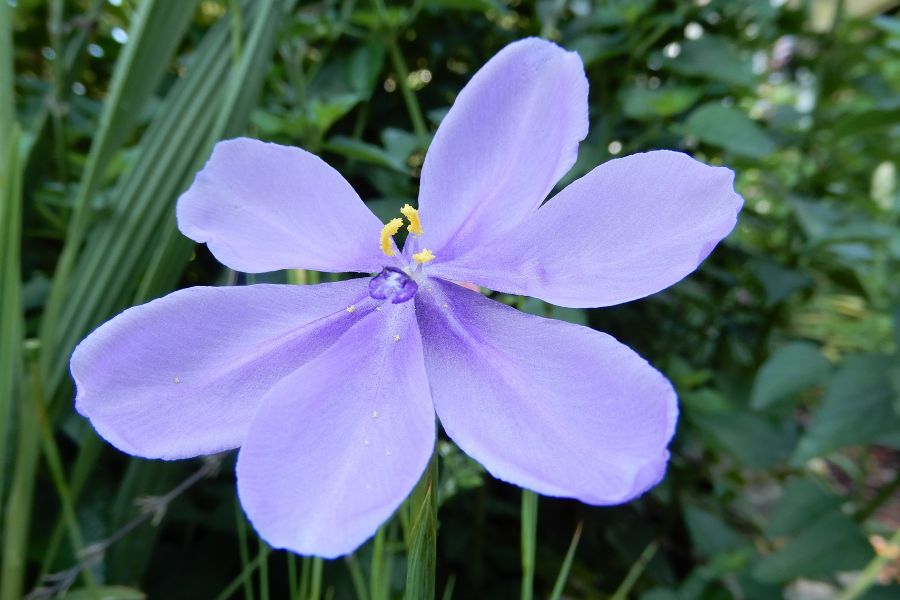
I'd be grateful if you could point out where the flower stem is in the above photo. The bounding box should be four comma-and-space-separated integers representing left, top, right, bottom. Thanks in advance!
835, 527, 900, 600
405, 442, 438, 599
520, 490, 538, 600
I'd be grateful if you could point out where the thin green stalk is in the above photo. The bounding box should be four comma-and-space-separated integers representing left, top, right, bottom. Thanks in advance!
344, 554, 369, 600
48, 0, 69, 184
520, 490, 538, 600
214, 552, 269, 600
287, 553, 299, 600
405, 445, 438, 600
0, 0, 13, 137
835, 527, 900, 600
549, 522, 583, 600
609, 540, 659, 600
258, 542, 270, 600
235, 497, 256, 600
371, 0, 427, 137
1, 344, 41, 600
310, 557, 324, 600
31, 358, 99, 596
370, 525, 387, 600
300, 556, 312, 599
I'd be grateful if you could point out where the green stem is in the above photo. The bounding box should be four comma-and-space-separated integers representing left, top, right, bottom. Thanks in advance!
310, 557, 324, 600
371, 0, 428, 137
609, 540, 659, 600
235, 496, 256, 600
404, 445, 438, 599
214, 551, 269, 600
31, 356, 99, 596
1, 346, 42, 600
835, 527, 900, 600
520, 490, 538, 600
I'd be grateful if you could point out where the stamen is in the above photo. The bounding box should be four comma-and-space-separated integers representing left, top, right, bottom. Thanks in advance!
412, 249, 435, 264
379, 218, 403, 256
400, 204, 423, 236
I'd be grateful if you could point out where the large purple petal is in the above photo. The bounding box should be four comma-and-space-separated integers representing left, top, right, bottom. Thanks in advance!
237, 301, 434, 557
177, 138, 394, 274
432, 151, 743, 308
71, 279, 370, 459
416, 278, 677, 504
414, 38, 588, 259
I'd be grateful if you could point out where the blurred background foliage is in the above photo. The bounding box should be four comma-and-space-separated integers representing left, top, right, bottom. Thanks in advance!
2, 0, 900, 598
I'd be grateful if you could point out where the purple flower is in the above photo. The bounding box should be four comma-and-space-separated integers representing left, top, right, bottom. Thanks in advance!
71, 38, 742, 558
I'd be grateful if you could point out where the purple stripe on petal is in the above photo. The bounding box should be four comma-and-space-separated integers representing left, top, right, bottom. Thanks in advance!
177, 138, 393, 274
416, 278, 677, 505
71, 279, 371, 459
432, 150, 743, 308
414, 38, 588, 260
237, 301, 434, 558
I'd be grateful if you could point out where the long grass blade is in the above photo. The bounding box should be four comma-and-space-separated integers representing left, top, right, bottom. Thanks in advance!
40, 0, 201, 382
549, 522, 583, 600
520, 490, 538, 600
405, 447, 438, 600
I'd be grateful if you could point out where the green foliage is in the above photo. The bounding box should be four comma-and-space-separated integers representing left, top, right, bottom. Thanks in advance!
3, 0, 899, 599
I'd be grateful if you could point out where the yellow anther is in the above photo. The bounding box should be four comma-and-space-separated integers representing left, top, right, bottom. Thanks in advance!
413, 249, 435, 264
400, 204, 423, 236
380, 218, 403, 256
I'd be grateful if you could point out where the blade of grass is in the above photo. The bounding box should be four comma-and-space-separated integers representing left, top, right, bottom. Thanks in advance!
258, 540, 270, 600
609, 540, 659, 600
549, 522, 583, 600
1, 363, 40, 600
344, 553, 369, 600
405, 445, 438, 600
0, 0, 14, 137
370, 525, 387, 600
31, 355, 99, 596
236, 496, 256, 600
0, 122, 28, 600
310, 558, 324, 600
39, 0, 200, 364
214, 550, 269, 600
520, 490, 538, 600
0, 0, 18, 510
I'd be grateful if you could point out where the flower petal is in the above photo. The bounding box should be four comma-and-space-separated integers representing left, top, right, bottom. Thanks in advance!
71, 279, 370, 459
416, 278, 677, 504
237, 301, 434, 558
414, 38, 588, 258
432, 151, 743, 308
177, 138, 393, 274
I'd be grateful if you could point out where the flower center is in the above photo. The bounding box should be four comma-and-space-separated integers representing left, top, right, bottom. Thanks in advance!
378, 204, 435, 265
368, 267, 417, 303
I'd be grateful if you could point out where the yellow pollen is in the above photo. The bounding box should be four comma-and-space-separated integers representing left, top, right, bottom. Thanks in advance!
413, 248, 435, 264
379, 218, 403, 256
346, 305, 355, 313
393, 334, 401, 342
400, 204, 423, 236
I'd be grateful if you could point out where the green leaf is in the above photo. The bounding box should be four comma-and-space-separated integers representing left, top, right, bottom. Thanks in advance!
793, 354, 900, 463
405, 449, 437, 600
683, 506, 745, 556
765, 478, 842, 538
621, 86, 702, 120
688, 410, 796, 469
62, 586, 146, 600
678, 103, 775, 158
750, 342, 831, 410
662, 35, 754, 87
751, 260, 814, 306
325, 136, 408, 173
753, 514, 871, 583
